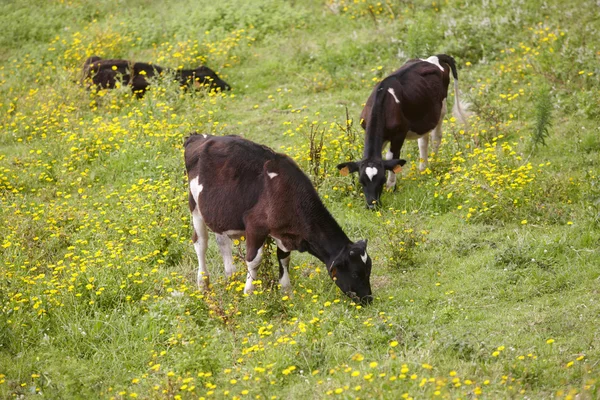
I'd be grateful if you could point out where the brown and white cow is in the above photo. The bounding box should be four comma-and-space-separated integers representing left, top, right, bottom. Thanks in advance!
184, 133, 373, 304
81, 56, 231, 97
337, 54, 469, 208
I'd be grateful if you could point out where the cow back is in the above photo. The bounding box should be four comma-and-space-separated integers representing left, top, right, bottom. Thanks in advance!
184, 135, 277, 233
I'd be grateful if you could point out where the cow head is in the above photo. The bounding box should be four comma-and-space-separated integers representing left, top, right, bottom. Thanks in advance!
329, 240, 373, 305
190, 66, 231, 92
337, 158, 406, 208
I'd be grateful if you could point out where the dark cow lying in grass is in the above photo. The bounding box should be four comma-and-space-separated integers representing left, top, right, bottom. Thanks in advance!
184, 133, 373, 305
81, 56, 231, 97
338, 54, 470, 208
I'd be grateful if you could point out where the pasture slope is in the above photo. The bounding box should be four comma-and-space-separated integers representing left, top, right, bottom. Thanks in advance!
1, 0, 599, 398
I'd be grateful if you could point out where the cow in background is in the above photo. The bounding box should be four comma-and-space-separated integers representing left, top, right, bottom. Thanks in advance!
338, 54, 470, 208
81, 56, 231, 97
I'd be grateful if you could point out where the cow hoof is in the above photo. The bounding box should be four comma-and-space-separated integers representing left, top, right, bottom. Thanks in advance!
244, 278, 255, 295
197, 275, 211, 292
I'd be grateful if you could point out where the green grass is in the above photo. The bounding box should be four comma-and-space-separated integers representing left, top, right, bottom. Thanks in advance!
1, 0, 600, 398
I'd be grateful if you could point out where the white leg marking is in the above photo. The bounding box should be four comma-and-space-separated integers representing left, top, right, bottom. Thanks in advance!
192, 208, 210, 289
365, 167, 378, 181
387, 88, 400, 104
385, 146, 396, 189
279, 255, 291, 289
418, 134, 430, 171
432, 99, 446, 155
267, 172, 278, 179
215, 234, 236, 277
244, 247, 263, 294
421, 56, 444, 71
274, 238, 289, 252
189, 176, 203, 202
386, 173, 397, 189
361, 251, 368, 264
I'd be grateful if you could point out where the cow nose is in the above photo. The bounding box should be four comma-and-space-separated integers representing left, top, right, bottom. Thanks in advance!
366, 199, 379, 210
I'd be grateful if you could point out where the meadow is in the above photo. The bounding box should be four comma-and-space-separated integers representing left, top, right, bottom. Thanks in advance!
1, 0, 599, 398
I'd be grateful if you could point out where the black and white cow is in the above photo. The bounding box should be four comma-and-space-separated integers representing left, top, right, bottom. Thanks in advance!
337, 54, 469, 208
184, 133, 373, 304
81, 56, 231, 97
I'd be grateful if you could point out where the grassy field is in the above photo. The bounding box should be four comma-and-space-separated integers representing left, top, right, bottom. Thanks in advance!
1, 0, 600, 398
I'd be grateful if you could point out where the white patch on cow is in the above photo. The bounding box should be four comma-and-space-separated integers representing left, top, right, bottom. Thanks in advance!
387, 88, 400, 104
386, 172, 397, 189
418, 134, 430, 171
202, 134, 207, 138
432, 99, 445, 155
274, 238, 290, 253
192, 208, 210, 289
365, 167, 378, 181
279, 255, 291, 289
244, 247, 264, 294
215, 234, 236, 277
189, 176, 203, 202
385, 150, 393, 160
267, 172, 278, 179
361, 251, 368, 264
421, 55, 444, 71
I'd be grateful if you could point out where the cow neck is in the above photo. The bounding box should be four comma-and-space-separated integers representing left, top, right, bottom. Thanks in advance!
303, 215, 351, 269
363, 85, 388, 160
363, 134, 384, 160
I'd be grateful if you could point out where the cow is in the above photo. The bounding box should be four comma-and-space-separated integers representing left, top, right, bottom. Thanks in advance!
184, 133, 373, 305
337, 54, 469, 208
81, 56, 231, 97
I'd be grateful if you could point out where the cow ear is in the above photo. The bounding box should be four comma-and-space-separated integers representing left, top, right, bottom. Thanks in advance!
356, 239, 368, 251
337, 161, 359, 176
384, 159, 406, 173
330, 265, 338, 280
263, 159, 278, 173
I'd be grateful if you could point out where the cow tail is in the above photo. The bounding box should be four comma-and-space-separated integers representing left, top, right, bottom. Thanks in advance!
437, 54, 471, 130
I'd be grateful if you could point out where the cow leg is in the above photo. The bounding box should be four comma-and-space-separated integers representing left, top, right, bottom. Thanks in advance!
277, 247, 292, 290
431, 99, 447, 156
418, 133, 430, 172
244, 233, 267, 294
191, 208, 210, 290
386, 139, 403, 190
215, 234, 236, 277
385, 146, 397, 189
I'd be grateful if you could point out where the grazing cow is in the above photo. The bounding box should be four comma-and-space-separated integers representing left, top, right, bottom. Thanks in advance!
337, 54, 469, 208
81, 56, 231, 97
184, 133, 373, 304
